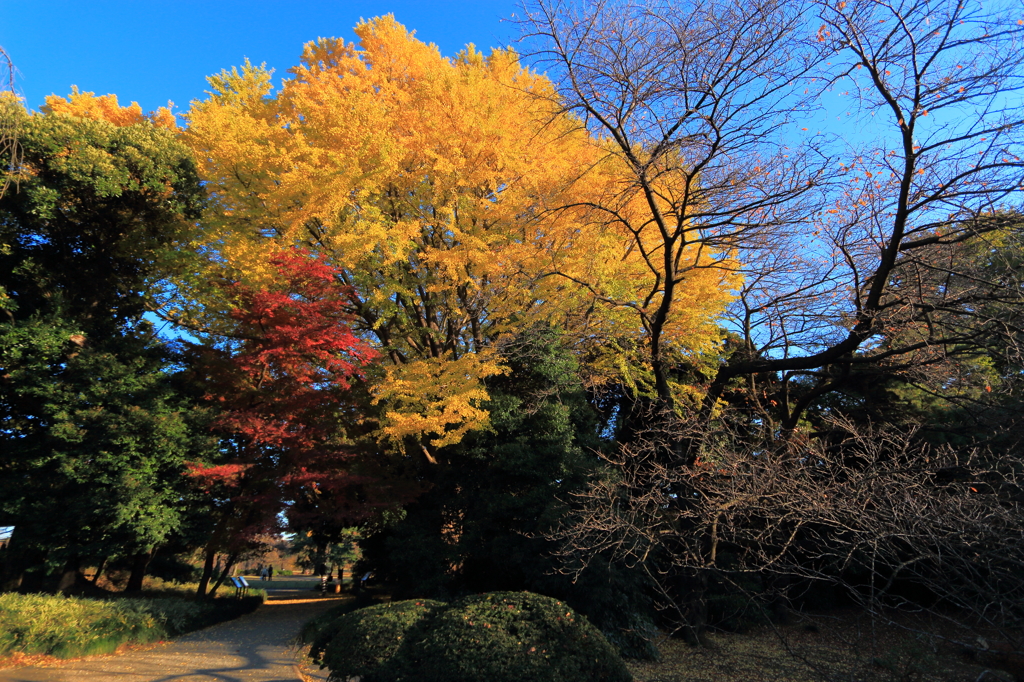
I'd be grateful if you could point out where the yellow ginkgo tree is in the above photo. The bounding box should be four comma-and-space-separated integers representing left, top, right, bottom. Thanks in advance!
42, 85, 177, 129
180, 15, 737, 455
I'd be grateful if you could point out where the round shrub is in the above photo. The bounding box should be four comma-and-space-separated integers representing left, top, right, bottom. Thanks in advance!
303, 598, 385, 664
319, 598, 446, 680
393, 591, 632, 682
301, 601, 357, 662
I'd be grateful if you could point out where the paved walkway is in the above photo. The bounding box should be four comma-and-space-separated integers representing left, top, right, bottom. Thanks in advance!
0, 578, 344, 682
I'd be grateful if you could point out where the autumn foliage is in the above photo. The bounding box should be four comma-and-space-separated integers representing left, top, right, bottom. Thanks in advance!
186, 249, 381, 553
181, 16, 737, 451
42, 85, 177, 129
205, 249, 376, 450
5, 4, 1024, 674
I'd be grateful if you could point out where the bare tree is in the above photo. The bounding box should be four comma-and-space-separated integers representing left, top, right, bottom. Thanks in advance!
522, 0, 1024, 653
0, 45, 19, 199
553, 412, 1024, 669
520, 0, 1024, 425
522, 0, 833, 410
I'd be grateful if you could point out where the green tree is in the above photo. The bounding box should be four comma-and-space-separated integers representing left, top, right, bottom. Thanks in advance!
0, 98, 207, 592
359, 326, 659, 657
360, 328, 599, 589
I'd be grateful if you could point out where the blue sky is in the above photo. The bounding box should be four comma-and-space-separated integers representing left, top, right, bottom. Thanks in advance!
0, 1, 520, 117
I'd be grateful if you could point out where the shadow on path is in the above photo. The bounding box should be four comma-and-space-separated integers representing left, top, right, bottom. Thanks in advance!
0, 578, 346, 682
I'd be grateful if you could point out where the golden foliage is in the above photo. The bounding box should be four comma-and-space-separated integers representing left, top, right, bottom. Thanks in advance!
42, 86, 176, 129
183, 15, 737, 446
370, 351, 509, 449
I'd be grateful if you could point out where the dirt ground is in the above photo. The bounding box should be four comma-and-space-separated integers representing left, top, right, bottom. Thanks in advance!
626, 612, 1019, 682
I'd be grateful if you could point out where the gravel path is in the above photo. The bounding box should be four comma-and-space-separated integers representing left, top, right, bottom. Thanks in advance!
0, 579, 344, 682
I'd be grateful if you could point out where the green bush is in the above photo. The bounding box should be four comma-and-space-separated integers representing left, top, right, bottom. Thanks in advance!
398, 592, 632, 682
299, 595, 375, 659
559, 557, 660, 660
315, 592, 631, 682
318, 599, 446, 679
146, 595, 264, 635
0, 592, 264, 660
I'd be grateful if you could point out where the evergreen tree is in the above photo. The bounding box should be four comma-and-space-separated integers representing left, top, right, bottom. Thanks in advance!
0, 97, 206, 591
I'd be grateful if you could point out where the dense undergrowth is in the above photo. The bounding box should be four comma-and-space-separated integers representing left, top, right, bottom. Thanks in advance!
0, 589, 264, 659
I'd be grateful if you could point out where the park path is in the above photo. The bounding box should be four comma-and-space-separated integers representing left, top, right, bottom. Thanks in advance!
0, 577, 343, 682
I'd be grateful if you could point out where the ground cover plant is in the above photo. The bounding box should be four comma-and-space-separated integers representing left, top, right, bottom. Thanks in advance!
0, 590, 264, 661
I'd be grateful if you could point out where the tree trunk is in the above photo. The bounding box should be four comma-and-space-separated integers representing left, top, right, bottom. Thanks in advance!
208, 551, 238, 597
196, 545, 217, 597
55, 555, 82, 594
91, 556, 107, 585
678, 568, 709, 646
124, 547, 155, 593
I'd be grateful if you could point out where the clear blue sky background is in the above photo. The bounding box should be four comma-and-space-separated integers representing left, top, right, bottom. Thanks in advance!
0, 0, 520, 117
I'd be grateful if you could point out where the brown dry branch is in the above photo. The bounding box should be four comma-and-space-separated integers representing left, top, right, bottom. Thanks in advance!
523, 0, 1024, 653
520, 0, 833, 409
552, 411, 1024, 669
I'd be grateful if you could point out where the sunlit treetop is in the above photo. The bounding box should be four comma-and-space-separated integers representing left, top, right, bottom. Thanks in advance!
42, 85, 176, 129
181, 15, 738, 448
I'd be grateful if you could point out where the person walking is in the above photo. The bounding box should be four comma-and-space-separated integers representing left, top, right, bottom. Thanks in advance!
267, 565, 274, 581
316, 562, 328, 595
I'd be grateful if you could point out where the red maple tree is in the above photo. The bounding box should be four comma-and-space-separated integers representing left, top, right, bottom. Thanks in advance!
186, 248, 383, 594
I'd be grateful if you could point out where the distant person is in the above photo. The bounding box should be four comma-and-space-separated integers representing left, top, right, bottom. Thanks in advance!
260, 566, 267, 581
317, 562, 328, 594
267, 565, 274, 581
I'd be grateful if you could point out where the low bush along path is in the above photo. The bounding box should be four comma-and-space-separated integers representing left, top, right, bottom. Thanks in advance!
0, 576, 344, 682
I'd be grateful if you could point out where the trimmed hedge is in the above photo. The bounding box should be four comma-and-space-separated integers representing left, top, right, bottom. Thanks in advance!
0, 592, 264, 659
301, 595, 400, 665
299, 600, 356, 656
315, 591, 631, 682
317, 599, 446, 678
146, 595, 264, 636
402, 592, 631, 682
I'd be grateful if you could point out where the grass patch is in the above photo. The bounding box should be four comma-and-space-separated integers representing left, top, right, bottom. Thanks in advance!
245, 578, 318, 590
135, 577, 269, 601
0, 590, 265, 661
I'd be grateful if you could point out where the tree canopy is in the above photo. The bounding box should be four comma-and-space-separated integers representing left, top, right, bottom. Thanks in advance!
2, 5, 1023, 669
180, 15, 737, 455
0, 95, 207, 591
